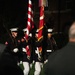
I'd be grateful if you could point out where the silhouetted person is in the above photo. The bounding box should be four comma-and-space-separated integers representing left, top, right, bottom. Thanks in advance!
44, 21, 75, 75
0, 44, 24, 75
44, 28, 58, 64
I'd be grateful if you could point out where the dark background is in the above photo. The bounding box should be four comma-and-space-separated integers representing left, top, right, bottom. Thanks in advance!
0, 0, 75, 32
0, 0, 75, 47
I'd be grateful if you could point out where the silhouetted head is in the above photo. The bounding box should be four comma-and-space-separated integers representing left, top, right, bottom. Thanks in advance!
69, 21, 75, 42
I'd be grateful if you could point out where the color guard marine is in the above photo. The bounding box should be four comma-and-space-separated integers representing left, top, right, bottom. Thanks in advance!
20, 28, 31, 75
32, 29, 44, 75
5, 28, 21, 65
44, 28, 58, 64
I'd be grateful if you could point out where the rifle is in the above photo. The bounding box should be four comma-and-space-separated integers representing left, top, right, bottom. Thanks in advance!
3, 23, 14, 44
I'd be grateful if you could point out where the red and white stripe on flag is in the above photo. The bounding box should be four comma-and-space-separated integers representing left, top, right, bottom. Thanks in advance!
38, 0, 45, 53
31, 11, 34, 29
25, 0, 34, 56
25, 0, 34, 40
38, 6, 44, 41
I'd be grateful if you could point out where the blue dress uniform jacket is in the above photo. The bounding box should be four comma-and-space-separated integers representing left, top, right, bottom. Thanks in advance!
45, 37, 58, 60
20, 37, 30, 62
5, 37, 20, 63
33, 38, 43, 62
44, 42, 75, 75
5, 37, 20, 53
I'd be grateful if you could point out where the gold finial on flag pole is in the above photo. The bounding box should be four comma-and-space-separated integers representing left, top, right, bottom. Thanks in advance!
39, 0, 48, 7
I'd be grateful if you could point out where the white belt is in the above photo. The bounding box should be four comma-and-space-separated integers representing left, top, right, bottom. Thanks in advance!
47, 50, 52, 52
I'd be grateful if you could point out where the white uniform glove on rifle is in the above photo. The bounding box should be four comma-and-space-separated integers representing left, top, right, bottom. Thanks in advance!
35, 47, 41, 60
22, 48, 26, 52
44, 59, 48, 64
27, 55, 30, 60
13, 48, 18, 53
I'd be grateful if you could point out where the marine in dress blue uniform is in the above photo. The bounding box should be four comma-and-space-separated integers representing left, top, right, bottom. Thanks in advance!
44, 28, 58, 64
33, 29, 44, 75
20, 28, 31, 75
5, 28, 21, 65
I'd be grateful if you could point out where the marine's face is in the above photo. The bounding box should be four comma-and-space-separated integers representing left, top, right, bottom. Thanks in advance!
11, 32, 18, 38
47, 33, 52, 38
35, 33, 38, 38
24, 32, 26, 35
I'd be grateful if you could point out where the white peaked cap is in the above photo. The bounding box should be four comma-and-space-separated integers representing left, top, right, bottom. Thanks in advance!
47, 29, 53, 32
10, 28, 18, 32
23, 28, 27, 32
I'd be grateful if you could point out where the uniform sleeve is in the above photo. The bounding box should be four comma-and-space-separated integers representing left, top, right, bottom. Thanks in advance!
51, 37, 58, 50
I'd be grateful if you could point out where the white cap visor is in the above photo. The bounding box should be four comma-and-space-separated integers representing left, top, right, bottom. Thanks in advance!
23, 28, 27, 32
10, 28, 18, 32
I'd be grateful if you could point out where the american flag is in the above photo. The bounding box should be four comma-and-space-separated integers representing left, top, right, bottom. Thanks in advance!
25, 0, 34, 56
37, 0, 45, 54
38, 0, 48, 53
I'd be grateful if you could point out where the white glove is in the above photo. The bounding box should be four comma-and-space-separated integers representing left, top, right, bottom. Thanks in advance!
27, 55, 30, 60
29, 33, 32, 37
20, 61, 22, 64
13, 48, 18, 53
33, 60, 35, 64
22, 48, 26, 52
44, 59, 48, 64
30, 63, 32, 69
